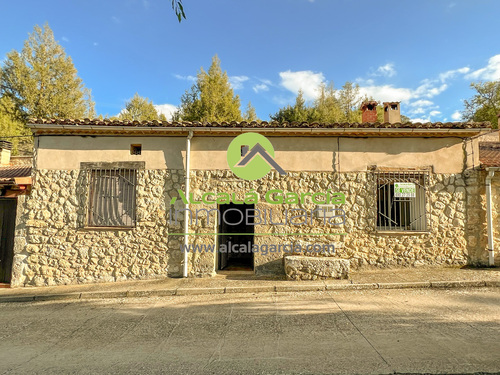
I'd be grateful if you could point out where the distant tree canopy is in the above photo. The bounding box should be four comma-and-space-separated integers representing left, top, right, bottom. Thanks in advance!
119, 93, 165, 121
0, 23, 95, 120
270, 82, 412, 123
243, 101, 258, 122
0, 23, 94, 154
0, 96, 31, 155
270, 82, 363, 123
173, 55, 243, 122
462, 81, 500, 128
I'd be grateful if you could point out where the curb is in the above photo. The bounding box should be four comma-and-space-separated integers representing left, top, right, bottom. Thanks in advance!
0, 280, 498, 304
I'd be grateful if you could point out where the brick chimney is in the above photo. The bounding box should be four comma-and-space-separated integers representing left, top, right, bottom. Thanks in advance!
361, 101, 378, 123
383, 102, 401, 123
0, 141, 12, 165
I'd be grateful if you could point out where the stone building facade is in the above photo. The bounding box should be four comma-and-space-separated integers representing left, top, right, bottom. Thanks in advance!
6, 118, 498, 287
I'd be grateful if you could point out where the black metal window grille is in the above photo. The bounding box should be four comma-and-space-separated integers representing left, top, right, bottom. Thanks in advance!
375, 171, 427, 231
88, 168, 137, 227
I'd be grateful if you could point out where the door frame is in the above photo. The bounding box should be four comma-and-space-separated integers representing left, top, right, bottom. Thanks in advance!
216, 203, 255, 271
0, 198, 17, 284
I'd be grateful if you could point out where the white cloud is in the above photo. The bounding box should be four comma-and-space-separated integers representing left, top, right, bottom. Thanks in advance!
279, 70, 325, 100
111, 16, 120, 24
413, 80, 448, 98
410, 108, 426, 115
229, 75, 249, 90
154, 104, 177, 121
358, 79, 448, 105
174, 74, 196, 82
429, 110, 441, 117
61, 36, 69, 42
357, 63, 470, 109
439, 67, 470, 82
253, 83, 269, 93
451, 111, 462, 121
373, 63, 396, 78
93, 42, 98, 46
359, 85, 413, 102
410, 99, 434, 107
355, 77, 375, 86
466, 54, 500, 81
410, 117, 431, 123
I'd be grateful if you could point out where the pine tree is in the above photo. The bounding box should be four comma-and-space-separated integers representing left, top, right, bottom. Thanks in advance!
270, 90, 316, 122
0, 96, 32, 155
174, 55, 242, 122
0, 23, 95, 119
119, 93, 161, 121
314, 83, 342, 123
243, 101, 258, 122
338, 82, 361, 122
270, 82, 362, 123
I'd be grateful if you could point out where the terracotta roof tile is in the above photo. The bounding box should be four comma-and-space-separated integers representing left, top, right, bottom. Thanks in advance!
480, 142, 500, 167
29, 118, 491, 129
0, 166, 32, 179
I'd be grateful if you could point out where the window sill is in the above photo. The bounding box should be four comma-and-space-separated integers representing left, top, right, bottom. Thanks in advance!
375, 230, 429, 235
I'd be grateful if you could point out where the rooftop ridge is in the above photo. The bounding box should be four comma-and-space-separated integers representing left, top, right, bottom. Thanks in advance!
28, 118, 492, 129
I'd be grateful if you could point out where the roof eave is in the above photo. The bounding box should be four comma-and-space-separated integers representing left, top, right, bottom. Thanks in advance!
27, 124, 491, 137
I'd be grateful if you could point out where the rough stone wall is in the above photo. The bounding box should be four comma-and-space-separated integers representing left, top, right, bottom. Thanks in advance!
491, 174, 500, 265
12, 169, 185, 287
13, 167, 491, 287
188, 170, 479, 276
467, 170, 500, 266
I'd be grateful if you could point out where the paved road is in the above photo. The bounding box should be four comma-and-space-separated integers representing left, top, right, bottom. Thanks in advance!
0, 288, 499, 374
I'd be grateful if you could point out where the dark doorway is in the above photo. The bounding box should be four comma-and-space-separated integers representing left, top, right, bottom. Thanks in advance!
218, 203, 254, 271
0, 199, 17, 284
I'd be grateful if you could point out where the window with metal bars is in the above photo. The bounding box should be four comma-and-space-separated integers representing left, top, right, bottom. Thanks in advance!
375, 171, 427, 231
87, 168, 137, 227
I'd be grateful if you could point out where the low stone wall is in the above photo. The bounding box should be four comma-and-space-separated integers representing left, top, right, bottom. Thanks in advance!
284, 255, 349, 280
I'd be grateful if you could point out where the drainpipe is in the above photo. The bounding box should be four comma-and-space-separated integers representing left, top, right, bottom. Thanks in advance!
485, 168, 499, 266
183, 130, 194, 277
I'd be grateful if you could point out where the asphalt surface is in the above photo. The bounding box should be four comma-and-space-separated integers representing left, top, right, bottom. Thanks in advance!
0, 288, 499, 374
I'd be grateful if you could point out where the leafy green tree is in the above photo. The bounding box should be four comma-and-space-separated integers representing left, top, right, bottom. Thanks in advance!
338, 81, 361, 122
270, 90, 317, 122
463, 81, 500, 128
243, 101, 258, 122
271, 82, 362, 123
0, 96, 32, 155
313, 83, 342, 123
174, 55, 242, 122
0, 23, 95, 120
119, 93, 162, 121
401, 114, 411, 123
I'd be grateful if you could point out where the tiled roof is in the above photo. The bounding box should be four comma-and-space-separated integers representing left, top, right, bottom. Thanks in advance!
0, 166, 31, 180
29, 118, 491, 129
480, 142, 500, 167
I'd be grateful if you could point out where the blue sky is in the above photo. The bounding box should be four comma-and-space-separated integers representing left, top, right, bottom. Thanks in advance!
1, 0, 499, 122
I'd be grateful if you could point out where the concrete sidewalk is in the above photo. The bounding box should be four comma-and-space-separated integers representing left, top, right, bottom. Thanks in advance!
1, 266, 499, 303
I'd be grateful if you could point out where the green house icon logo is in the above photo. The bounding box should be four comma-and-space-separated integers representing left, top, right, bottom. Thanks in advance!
227, 133, 286, 181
